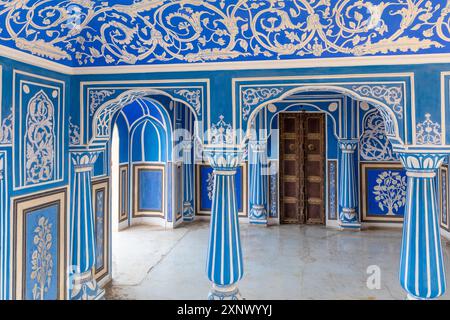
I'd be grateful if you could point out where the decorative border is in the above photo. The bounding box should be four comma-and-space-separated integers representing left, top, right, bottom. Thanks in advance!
2, 43, 450, 75
175, 162, 183, 221
327, 160, 338, 221
133, 163, 165, 218
267, 160, 279, 219
118, 164, 128, 223
440, 164, 449, 232
195, 162, 248, 217
360, 162, 405, 223
92, 178, 109, 282
11, 187, 67, 300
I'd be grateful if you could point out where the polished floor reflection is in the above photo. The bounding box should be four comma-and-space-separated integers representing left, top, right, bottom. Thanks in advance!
105, 221, 450, 300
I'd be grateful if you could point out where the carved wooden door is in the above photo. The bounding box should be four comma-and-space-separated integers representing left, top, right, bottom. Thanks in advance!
279, 113, 325, 225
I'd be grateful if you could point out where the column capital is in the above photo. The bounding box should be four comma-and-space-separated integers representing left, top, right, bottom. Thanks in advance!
249, 140, 267, 153
399, 153, 447, 172
71, 151, 99, 172
338, 139, 358, 152
204, 147, 243, 172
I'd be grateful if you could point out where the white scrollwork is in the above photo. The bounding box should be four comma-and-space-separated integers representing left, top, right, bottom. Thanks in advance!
69, 116, 80, 145
242, 87, 284, 120
373, 171, 407, 215
360, 111, 398, 161
0, 111, 12, 144
209, 115, 233, 144
95, 191, 104, 268
352, 85, 403, 118
89, 89, 115, 116
206, 172, 215, 201
173, 89, 201, 114
25, 91, 55, 185
30, 216, 53, 300
416, 113, 442, 145
0, 1, 447, 66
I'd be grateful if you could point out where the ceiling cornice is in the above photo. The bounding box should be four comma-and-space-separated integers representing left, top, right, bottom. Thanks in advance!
1, 45, 450, 76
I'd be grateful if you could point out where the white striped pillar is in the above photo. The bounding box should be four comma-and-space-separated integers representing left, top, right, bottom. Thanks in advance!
338, 140, 360, 229
69, 151, 103, 300
182, 141, 195, 221
399, 153, 447, 300
249, 141, 268, 225
204, 147, 244, 300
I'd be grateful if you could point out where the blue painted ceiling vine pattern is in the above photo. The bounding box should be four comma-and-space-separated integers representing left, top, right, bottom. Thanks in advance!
0, 0, 449, 67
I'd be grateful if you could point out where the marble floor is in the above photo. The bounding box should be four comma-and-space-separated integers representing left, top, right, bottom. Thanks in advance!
105, 221, 450, 300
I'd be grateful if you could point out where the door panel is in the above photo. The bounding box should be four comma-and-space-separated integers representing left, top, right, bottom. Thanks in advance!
304, 114, 325, 224
279, 112, 325, 225
279, 114, 303, 224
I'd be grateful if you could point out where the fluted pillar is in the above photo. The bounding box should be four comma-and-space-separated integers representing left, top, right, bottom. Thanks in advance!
399, 153, 447, 300
204, 147, 244, 300
249, 141, 268, 225
69, 151, 103, 300
338, 140, 360, 229
182, 141, 195, 221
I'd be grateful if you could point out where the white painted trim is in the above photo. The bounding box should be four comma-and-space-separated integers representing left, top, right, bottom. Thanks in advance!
0, 45, 73, 74
1, 44, 450, 75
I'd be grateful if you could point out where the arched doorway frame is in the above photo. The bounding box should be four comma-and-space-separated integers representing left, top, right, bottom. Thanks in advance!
243, 85, 404, 150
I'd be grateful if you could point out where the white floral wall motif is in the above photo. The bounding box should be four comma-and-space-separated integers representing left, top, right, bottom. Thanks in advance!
360, 110, 398, 161
0, 1, 449, 67
69, 116, 80, 145
24, 90, 55, 185
209, 115, 233, 144
0, 111, 12, 145
416, 113, 442, 145
373, 171, 407, 215
30, 216, 53, 301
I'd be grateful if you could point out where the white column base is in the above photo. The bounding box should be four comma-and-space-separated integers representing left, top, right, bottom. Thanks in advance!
208, 284, 243, 300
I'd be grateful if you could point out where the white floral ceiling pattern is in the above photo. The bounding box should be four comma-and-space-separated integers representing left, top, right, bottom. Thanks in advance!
0, 0, 449, 67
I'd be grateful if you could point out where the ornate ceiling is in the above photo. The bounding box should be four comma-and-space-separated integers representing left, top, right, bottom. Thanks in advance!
0, 0, 449, 68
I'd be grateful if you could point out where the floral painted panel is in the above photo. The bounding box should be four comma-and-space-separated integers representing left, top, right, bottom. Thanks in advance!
94, 190, 105, 271
361, 163, 406, 222
14, 72, 65, 189
25, 204, 59, 300
0, 1, 449, 67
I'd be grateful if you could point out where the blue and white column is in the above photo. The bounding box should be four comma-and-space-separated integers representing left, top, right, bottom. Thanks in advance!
182, 141, 195, 221
338, 140, 360, 229
204, 147, 244, 300
399, 153, 447, 300
249, 141, 268, 225
69, 151, 103, 300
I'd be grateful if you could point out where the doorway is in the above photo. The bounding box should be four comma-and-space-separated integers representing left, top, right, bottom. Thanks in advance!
279, 112, 326, 224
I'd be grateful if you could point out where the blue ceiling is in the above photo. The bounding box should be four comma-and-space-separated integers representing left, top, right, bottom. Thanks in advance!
0, 0, 449, 68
